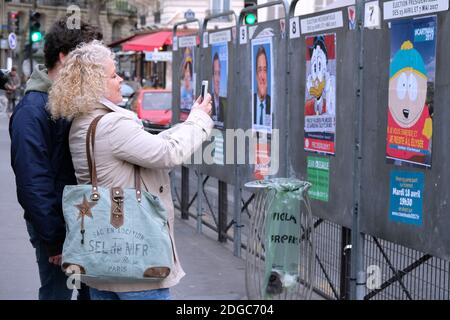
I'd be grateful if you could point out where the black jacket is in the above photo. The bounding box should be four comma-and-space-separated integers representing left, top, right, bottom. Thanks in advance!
9, 82, 76, 256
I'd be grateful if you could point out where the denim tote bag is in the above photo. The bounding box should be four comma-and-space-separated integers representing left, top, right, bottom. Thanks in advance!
61, 115, 174, 281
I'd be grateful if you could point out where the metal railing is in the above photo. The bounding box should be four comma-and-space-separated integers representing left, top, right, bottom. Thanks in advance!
170, 166, 450, 300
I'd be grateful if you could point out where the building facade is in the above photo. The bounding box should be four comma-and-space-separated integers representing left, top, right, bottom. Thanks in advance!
131, 0, 244, 30
0, 0, 137, 76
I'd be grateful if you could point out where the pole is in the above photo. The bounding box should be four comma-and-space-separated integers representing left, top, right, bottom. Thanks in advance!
140, 52, 145, 85
218, 180, 228, 243
196, 170, 203, 234
29, 0, 37, 76
28, 10, 32, 76
350, 0, 366, 300
1, 0, 5, 68
181, 166, 190, 220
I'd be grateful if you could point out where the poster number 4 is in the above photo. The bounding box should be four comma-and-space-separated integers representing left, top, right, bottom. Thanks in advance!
290, 17, 300, 39
240, 26, 247, 44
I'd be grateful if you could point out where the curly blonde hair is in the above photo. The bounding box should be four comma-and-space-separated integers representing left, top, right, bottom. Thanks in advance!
48, 40, 115, 119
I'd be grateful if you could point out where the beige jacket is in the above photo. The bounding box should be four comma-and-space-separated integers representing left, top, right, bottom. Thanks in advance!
69, 98, 213, 292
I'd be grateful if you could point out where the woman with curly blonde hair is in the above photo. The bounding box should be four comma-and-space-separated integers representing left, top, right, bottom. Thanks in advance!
48, 40, 213, 300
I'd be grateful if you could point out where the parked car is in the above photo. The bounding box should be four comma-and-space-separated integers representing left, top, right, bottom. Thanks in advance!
129, 88, 172, 133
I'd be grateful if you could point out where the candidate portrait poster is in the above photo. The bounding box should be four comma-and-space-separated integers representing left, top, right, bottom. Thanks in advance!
252, 37, 273, 134
304, 33, 337, 155
180, 46, 195, 115
386, 16, 436, 168
211, 43, 228, 128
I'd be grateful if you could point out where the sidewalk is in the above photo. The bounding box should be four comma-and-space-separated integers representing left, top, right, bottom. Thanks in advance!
171, 218, 247, 300
0, 114, 247, 300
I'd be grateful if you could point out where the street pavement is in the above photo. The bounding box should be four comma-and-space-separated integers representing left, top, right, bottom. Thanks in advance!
0, 112, 247, 300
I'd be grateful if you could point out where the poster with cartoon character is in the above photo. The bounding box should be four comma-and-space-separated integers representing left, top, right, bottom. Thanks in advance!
304, 34, 337, 155
387, 16, 436, 168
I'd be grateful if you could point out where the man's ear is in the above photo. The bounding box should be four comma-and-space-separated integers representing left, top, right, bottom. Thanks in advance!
59, 52, 67, 64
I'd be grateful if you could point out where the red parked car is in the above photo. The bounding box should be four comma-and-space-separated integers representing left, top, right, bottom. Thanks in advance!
129, 89, 172, 133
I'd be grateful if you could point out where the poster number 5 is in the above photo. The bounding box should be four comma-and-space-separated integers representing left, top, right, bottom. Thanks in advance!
290, 17, 300, 39
203, 32, 209, 48
240, 26, 247, 44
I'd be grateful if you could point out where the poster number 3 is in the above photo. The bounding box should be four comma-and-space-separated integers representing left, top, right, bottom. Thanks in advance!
240, 26, 247, 44
290, 17, 300, 39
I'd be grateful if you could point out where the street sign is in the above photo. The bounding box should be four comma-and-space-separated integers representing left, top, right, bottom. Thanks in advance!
144, 51, 172, 62
0, 39, 8, 49
184, 9, 195, 20
8, 33, 16, 50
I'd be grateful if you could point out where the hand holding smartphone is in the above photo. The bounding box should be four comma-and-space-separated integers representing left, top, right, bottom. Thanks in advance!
200, 80, 208, 102
192, 80, 212, 117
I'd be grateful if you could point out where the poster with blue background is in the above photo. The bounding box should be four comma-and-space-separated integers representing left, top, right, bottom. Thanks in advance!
252, 37, 273, 133
211, 43, 228, 128
387, 16, 437, 167
389, 171, 424, 226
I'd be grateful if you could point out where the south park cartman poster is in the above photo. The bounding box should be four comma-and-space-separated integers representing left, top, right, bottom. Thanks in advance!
387, 16, 437, 168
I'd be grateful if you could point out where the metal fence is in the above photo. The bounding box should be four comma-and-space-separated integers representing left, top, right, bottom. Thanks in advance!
168, 0, 450, 300
170, 166, 450, 300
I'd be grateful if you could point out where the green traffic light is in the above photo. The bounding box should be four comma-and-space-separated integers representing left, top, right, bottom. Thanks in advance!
31, 31, 42, 42
245, 13, 256, 25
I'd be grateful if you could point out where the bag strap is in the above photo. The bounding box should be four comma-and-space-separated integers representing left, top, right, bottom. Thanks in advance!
86, 115, 142, 202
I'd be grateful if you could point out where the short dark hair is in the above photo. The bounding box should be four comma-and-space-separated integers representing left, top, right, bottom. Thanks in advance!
44, 18, 103, 70
212, 52, 220, 69
256, 46, 267, 70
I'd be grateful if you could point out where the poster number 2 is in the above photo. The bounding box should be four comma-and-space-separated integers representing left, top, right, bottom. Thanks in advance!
290, 17, 300, 39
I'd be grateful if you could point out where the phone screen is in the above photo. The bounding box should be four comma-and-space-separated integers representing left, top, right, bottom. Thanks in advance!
201, 80, 208, 100
201, 85, 206, 98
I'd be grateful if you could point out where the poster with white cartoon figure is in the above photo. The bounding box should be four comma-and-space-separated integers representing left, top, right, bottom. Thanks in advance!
304, 34, 337, 155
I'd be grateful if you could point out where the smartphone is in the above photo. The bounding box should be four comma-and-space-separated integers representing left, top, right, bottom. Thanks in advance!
201, 80, 208, 101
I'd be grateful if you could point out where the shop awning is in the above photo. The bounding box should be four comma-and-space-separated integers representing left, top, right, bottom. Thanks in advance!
122, 31, 173, 52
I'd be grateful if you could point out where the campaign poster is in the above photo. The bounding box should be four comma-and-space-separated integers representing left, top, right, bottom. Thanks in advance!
211, 43, 228, 128
252, 37, 273, 134
387, 16, 436, 168
180, 46, 195, 117
389, 171, 424, 226
307, 156, 330, 202
254, 138, 271, 180
304, 34, 337, 155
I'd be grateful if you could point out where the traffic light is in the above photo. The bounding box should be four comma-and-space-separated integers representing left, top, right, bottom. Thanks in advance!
29, 11, 42, 43
8, 11, 20, 33
244, 0, 257, 25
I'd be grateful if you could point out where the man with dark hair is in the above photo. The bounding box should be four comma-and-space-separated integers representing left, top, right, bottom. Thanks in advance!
211, 52, 226, 126
253, 46, 271, 126
9, 17, 102, 300
43, 19, 102, 70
